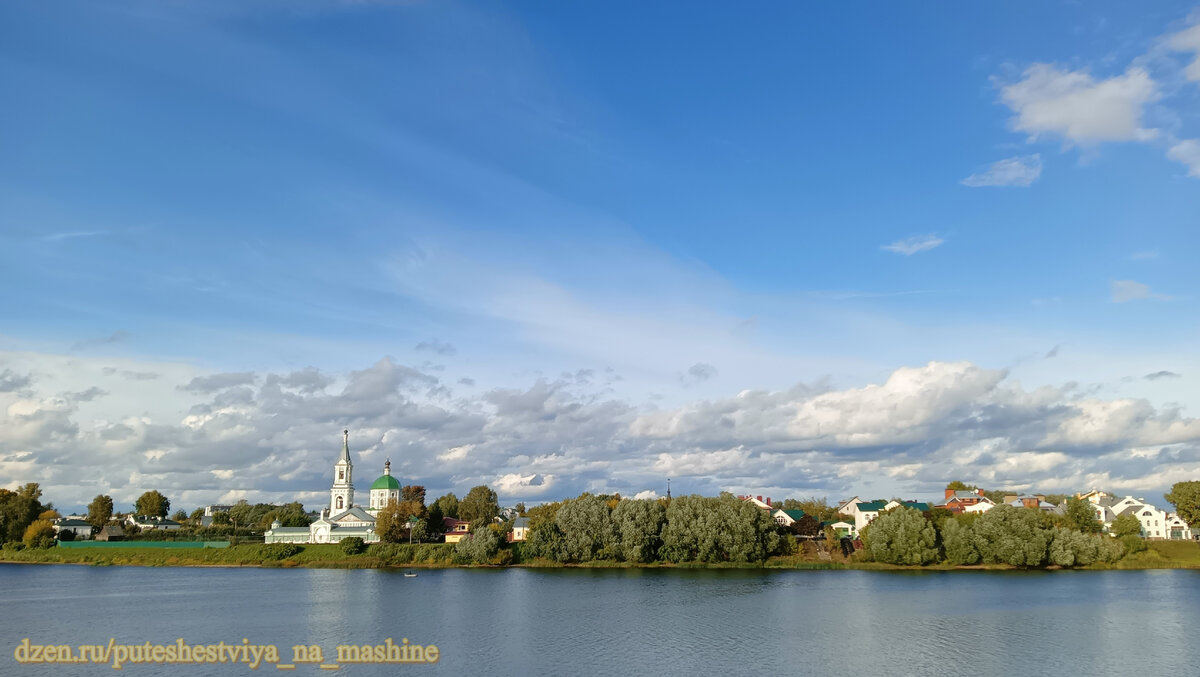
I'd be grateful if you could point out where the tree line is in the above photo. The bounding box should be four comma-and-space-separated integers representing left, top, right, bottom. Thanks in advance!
867, 501, 1132, 567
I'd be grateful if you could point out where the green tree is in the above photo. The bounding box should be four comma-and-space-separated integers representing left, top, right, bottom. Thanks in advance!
972, 505, 1050, 566
134, 490, 170, 518
458, 486, 499, 526
425, 502, 445, 534
23, 519, 56, 549
409, 519, 429, 544
946, 481, 977, 491
941, 515, 981, 565
1165, 481, 1200, 526
659, 495, 781, 563
434, 493, 459, 519
1111, 513, 1142, 538
515, 502, 527, 516
1063, 498, 1102, 534
228, 500, 254, 532
865, 506, 940, 565
270, 502, 313, 528
93, 497, 118, 530
611, 499, 666, 562
375, 500, 410, 544
454, 527, 501, 564
790, 514, 824, 539
1047, 527, 1122, 567
0, 484, 46, 542
555, 494, 617, 562
170, 510, 188, 523
189, 508, 205, 523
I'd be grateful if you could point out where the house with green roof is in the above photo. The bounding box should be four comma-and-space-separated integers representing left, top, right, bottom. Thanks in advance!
771, 508, 807, 527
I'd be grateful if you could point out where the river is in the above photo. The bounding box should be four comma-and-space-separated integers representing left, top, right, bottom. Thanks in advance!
3, 565, 1198, 675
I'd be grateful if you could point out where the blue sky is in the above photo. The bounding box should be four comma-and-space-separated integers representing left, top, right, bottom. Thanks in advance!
1, 1, 1199, 512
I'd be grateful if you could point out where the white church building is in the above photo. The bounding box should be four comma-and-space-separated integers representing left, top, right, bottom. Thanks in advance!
264, 430, 401, 544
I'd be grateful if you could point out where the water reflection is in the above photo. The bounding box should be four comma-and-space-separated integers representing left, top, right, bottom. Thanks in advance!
2, 565, 1199, 676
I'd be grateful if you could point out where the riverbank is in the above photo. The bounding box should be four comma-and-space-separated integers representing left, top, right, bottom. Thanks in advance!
3, 540, 1199, 570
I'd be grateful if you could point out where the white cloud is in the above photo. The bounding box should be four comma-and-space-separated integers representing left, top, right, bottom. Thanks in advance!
1167, 23, 1200, 82
882, 234, 944, 256
961, 154, 1042, 187
4, 350, 1200, 511
1111, 279, 1169, 303
999, 64, 1159, 144
1167, 139, 1200, 177
493, 472, 553, 496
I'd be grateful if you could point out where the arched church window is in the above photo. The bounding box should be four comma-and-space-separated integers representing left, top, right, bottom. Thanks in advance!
336, 497, 344, 510
339, 470, 344, 480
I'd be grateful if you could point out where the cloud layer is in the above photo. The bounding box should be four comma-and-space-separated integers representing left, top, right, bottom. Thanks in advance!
2, 352, 1197, 511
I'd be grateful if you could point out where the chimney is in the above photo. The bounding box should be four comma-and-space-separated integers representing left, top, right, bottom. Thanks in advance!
945, 488, 955, 500
766, 497, 772, 507
757, 496, 763, 503
977, 488, 985, 497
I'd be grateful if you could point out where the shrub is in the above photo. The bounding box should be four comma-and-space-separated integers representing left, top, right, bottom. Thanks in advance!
1111, 514, 1142, 538
259, 543, 302, 560
1121, 534, 1147, 556
340, 537, 366, 555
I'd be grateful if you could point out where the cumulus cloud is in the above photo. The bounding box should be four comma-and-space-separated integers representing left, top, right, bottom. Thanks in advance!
882, 234, 944, 256
998, 64, 1159, 144
4, 354, 1200, 512
1167, 139, 1200, 177
961, 154, 1042, 187
1111, 279, 1170, 303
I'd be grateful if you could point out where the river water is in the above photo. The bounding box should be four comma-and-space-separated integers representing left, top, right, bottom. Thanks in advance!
3, 564, 1198, 676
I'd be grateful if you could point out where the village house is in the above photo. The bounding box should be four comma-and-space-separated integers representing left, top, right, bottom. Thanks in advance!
835, 497, 931, 537
508, 517, 529, 543
1082, 492, 1193, 540
54, 518, 93, 540
772, 509, 807, 527
936, 488, 992, 514
443, 517, 471, 544
95, 525, 125, 541
1003, 495, 1064, 514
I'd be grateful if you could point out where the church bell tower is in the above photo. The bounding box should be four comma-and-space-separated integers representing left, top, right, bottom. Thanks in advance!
330, 429, 355, 515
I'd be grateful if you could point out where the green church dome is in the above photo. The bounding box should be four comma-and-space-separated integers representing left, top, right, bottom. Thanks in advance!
371, 474, 401, 491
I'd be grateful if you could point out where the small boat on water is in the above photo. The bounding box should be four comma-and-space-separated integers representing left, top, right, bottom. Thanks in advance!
403, 571, 417, 577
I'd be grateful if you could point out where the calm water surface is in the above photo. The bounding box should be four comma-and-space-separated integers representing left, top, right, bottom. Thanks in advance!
3, 564, 1198, 676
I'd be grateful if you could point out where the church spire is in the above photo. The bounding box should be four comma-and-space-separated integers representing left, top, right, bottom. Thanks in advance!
340, 429, 351, 463
384, 458, 391, 476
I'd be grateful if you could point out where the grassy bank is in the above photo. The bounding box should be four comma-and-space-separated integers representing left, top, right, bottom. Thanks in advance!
3, 540, 1198, 571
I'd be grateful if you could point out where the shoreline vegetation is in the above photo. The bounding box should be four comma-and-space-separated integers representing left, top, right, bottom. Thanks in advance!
3, 539, 1199, 572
